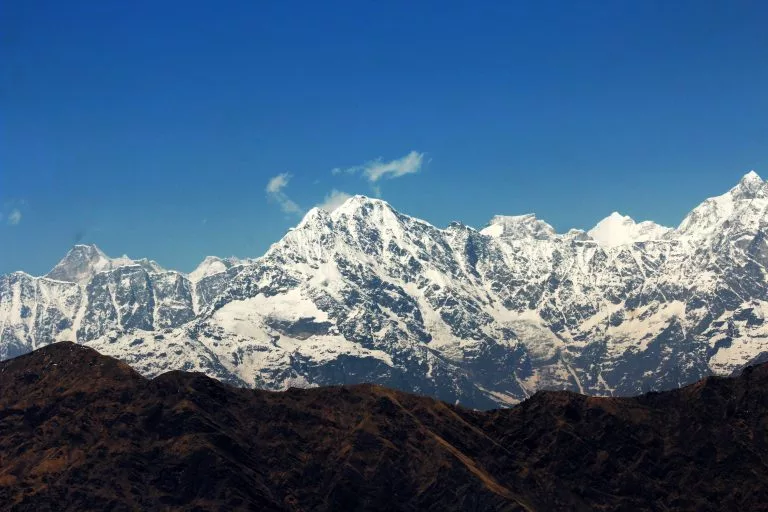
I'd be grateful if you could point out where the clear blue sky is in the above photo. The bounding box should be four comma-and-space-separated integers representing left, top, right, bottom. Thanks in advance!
2, 0, 767, 275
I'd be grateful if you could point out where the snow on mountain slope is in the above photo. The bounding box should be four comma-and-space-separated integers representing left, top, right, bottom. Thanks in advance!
188, 256, 244, 282
588, 212, 672, 247
480, 214, 556, 240
3, 172, 768, 408
677, 170, 768, 240
46, 244, 167, 284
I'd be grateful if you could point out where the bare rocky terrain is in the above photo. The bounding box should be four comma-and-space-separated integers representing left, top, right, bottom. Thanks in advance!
1, 342, 767, 511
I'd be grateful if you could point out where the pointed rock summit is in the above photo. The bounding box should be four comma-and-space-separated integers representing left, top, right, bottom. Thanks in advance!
331, 195, 394, 217
732, 170, 764, 198
46, 244, 161, 283
677, 171, 767, 238
740, 169, 762, 183
46, 244, 114, 283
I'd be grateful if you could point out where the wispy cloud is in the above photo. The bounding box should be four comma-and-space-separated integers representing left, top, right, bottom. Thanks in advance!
266, 173, 289, 194
317, 189, 352, 212
7, 208, 21, 226
265, 173, 302, 214
334, 151, 426, 183
2, 199, 26, 226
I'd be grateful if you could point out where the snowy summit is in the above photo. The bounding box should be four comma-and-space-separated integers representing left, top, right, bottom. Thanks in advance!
587, 212, 672, 248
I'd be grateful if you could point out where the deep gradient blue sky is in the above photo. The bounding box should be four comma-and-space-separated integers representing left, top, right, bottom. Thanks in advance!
2, 1, 767, 275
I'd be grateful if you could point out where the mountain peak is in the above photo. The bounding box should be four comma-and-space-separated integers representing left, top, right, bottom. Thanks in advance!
326, 195, 404, 228
70, 243, 107, 258
564, 228, 590, 241
331, 195, 392, 215
46, 244, 113, 282
677, 170, 766, 237
607, 211, 630, 220
189, 255, 240, 281
72, 243, 103, 251
741, 169, 762, 183
0, 341, 141, 395
588, 212, 670, 248
480, 214, 557, 240
45, 244, 155, 282
732, 170, 764, 198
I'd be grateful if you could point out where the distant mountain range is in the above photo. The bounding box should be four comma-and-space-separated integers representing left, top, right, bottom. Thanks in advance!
2, 342, 767, 511
3, 171, 768, 408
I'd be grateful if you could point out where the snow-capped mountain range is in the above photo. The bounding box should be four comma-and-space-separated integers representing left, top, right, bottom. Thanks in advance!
3, 171, 768, 408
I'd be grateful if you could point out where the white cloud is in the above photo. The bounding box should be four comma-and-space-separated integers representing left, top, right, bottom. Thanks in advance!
317, 189, 352, 212
7, 209, 21, 226
335, 151, 426, 183
265, 173, 302, 214
266, 173, 290, 194
278, 197, 301, 214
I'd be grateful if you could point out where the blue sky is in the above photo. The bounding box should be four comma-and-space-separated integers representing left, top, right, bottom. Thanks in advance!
2, 0, 767, 275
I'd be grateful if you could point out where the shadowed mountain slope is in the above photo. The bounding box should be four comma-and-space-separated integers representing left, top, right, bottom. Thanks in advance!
1, 342, 767, 511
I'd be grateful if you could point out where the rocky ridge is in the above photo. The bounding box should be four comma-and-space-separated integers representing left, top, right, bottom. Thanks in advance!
2, 172, 768, 408
1, 342, 767, 511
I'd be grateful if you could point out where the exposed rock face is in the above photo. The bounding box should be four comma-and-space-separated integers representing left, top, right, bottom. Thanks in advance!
1, 342, 767, 511
3, 172, 768, 408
